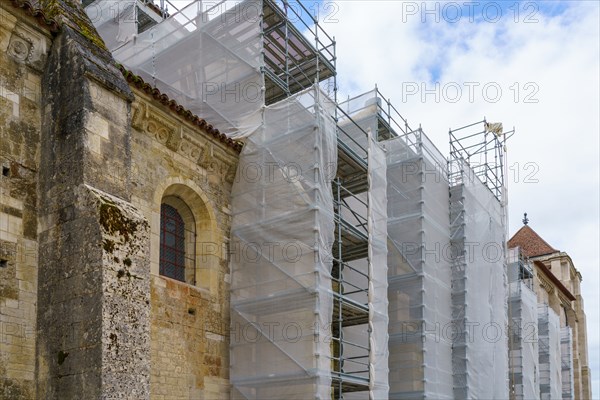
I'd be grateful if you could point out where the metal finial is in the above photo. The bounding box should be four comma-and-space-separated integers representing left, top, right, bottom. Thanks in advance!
523, 213, 529, 225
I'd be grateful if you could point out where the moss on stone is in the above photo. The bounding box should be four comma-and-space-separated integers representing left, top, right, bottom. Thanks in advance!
0, 378, 31, 400
99, 201, 139, 243
103, 239, 115, 253
41, 0, 108, 49
78, 24, 107, 51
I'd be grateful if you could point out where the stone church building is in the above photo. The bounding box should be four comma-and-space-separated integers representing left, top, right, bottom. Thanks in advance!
1, 1, 238, 398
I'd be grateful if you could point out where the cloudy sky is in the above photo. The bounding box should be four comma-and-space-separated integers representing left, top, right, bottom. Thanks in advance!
322, 0, 598, 395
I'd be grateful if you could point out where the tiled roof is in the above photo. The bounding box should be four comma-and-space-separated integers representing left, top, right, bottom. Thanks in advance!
119, 67, 243, 152
9, 0, 60, 33
508, 225, 558, 258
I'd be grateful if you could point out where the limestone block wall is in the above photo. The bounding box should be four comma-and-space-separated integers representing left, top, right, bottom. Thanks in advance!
0, 4, 50, 398
128, 89, 239, 400
1, 2, 240, 399
33, 10, 156, 396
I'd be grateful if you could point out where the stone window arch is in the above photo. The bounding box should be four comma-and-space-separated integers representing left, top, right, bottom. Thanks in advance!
160, 197, 196, 284
153, 182, 219, 291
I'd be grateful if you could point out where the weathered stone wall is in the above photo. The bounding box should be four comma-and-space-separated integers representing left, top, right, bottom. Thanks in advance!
34, 2, 152, 399
1, 2, 238, 399
0, 4, 50, 399
129, 89, 237, 400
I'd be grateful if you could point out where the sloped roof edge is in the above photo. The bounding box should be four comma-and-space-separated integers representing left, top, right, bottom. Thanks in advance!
508, 225, 558, 257
533, 260, 576, 302
119, 66, 243, 153
9, 0, 61, 33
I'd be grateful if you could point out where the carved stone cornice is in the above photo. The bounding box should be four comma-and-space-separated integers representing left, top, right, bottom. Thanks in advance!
179, 130, 203, 163
199, 143, 237, 184
558, 292, 573, 310
132, 97, 238, 184
538, 272, 554, 295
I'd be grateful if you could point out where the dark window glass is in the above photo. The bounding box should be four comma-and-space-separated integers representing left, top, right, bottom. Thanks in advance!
160, 204, 185, 282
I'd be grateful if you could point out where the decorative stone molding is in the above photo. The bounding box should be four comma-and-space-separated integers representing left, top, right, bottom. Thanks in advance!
146, 118, 172, 146
131, 101, 146, 131
7, 33, 31, 62
199, 144, 236, 183
180, 129, 204, 163
559, 292, 573, 310
538, 273, 554, 295
4, 20, 51, 70
132, 96, 238, 183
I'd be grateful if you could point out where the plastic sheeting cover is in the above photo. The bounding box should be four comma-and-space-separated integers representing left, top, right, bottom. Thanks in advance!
368, 133, 390, 399
508, 277, 540, 400
449, 159, 509, 400
561, 326, 575, 399
384, 131, 453, 399
87, 0, 264, 139
538, 304, 562, 400
229, 86, 336, 399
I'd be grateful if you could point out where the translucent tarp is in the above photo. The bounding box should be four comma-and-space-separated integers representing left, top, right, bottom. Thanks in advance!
87, 0, 264, 138
508, 254, 540, 400
367, 133, 389, 399
538, 304, 562, 400
229, 86, 337, 399
85, 0, 151, 50
383, 130, 453, 399
449, 159, 509, 400
561, 326, 575, 399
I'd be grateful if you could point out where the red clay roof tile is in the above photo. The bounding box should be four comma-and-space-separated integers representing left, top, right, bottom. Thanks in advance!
508, 225, 558, 257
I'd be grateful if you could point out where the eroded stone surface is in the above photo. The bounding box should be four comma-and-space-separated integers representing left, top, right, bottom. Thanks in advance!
1, 1, 238, 399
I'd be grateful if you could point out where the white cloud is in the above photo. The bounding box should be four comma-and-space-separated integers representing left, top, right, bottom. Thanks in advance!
328, 0, 599, 395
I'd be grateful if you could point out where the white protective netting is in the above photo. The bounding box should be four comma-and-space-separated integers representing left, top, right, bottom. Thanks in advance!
367, 133, 390, 399
538, 304, 562, 400
561, 326, 575, 399
229, 86, 337, 399
449, 159, 509, 400
383, 130, 453, 399
87, 0, 264, 138
507, 250, 540, 400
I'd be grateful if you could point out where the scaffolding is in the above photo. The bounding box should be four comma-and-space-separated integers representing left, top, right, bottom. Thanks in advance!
84, 1, 388, 398
383, 127, 453, 399
449, 121, 510, 399
81, 2, 561, 398
339, 87, 413, 141
226, 83, 389, 400
538, 304, 562, 400
261, 0, 336, 104
331, 88, 390, 399
85, 0, 336, 137
449, 120, 514, 202
561, 327, 575, 399
229, 86, 337, 399
507, 247, 539, 400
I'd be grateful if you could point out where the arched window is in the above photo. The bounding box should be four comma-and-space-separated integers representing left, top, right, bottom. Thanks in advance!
159, 204, 186, 282
159, 197, 196, 283
153, 183, 217, 289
